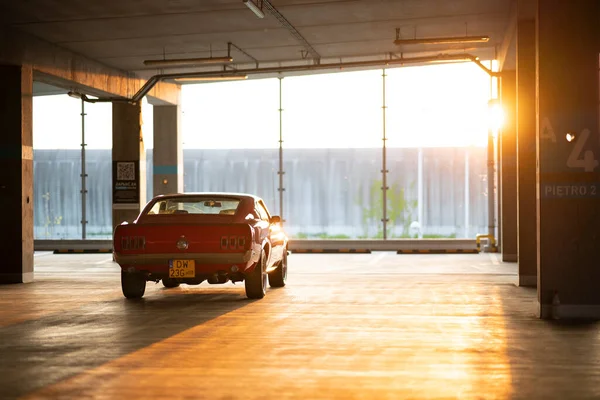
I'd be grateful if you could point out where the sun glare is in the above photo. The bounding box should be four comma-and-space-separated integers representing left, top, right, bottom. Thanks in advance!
488, 101, 505, 133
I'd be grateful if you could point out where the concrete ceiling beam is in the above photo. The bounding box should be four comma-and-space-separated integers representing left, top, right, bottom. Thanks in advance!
497, 0, 536, 71
0, 25, 180, 106
497, 0, 517, 71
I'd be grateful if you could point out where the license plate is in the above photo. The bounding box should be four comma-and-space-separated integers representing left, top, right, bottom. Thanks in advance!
169, 259, 195, 278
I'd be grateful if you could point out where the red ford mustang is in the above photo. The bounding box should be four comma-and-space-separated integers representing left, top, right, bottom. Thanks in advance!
113, 193, 288, 299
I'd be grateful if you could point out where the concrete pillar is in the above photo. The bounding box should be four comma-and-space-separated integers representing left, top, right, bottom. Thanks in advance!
153, 105, 183, 196
112, 103, 146, 231
516, 19, 537, 287
500, 71, 517, 262
537, 0, 600, 319
0, 65, 34, 283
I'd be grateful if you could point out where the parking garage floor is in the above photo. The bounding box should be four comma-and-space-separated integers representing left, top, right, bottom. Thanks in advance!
1, 253, 599, 399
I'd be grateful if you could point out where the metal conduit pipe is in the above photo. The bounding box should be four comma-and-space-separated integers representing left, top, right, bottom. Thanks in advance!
278, 77, 285, 222
261, 0, 321, 62
80, 100, 88, 239
34, 239, 480, 253
381, 69, 388, 239
141, 53, 500, 102
158, 54, 495, 81
71, 53, 499, 104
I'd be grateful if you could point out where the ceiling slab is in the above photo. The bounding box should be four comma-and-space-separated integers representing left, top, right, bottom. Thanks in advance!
0, 0, 514, 81
32, 81, 68, 96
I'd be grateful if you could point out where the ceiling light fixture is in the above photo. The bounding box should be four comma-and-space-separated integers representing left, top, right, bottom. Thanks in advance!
243, 0, 265, 18
394, 35, 490, 46
143, 56, 233, 68
173, 75, 248, 83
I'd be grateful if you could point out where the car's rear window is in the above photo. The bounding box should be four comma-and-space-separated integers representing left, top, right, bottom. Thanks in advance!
146, 197, 241, 216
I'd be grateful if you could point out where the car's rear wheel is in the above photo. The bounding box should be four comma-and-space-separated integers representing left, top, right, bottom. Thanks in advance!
268, 249, 287, 288
162, 277, 180, 288
121, 271, 146, 299
245, 250, 267, 299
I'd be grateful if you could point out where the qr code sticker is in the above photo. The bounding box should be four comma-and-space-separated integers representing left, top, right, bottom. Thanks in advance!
117, 162, 136, 181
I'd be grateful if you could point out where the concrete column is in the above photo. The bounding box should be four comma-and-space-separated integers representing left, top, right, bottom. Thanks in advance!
537, 0, 600, 319
0, 65, 34, 283
112, 102, 146, 231
500, 71, 517, 262
516, 19, 537, 287
153, 105, 183, 196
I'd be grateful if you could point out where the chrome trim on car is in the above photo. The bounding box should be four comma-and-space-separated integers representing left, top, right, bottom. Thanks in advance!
114, 251, 252, 265
176, 236, 189, 250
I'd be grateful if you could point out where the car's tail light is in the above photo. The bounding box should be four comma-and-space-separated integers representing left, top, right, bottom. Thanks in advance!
221, 235, 248, 250
120, 236, 145, 250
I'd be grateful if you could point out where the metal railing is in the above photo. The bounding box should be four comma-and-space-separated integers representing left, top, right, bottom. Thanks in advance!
35, 238, 479, 254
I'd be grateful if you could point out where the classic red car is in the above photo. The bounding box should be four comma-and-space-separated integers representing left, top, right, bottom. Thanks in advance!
113, 193, 288, 300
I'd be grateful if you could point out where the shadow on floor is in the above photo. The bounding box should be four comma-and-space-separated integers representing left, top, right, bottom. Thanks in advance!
498, 285, 600, 399
0, 287, 252, 398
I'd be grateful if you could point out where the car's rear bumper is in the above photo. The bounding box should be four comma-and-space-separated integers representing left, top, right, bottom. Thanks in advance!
114, 250, 256, 273
116, 251, 252, 265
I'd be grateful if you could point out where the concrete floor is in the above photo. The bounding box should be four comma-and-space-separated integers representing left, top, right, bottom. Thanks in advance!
1, 253, 599, 399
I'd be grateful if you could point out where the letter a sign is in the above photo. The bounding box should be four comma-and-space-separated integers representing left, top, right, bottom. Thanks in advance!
540, 117, 557, 143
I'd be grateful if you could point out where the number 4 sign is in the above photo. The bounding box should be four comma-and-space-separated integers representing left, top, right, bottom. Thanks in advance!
541, 117, 599, 172
566, 128, 599, 172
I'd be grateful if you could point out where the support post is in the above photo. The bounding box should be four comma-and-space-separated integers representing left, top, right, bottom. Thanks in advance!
536, 0, 600, 319
0, 65, 34, 283
418, 147, 424, 238
112, 103, 146, 231
153, 104, 182, 196
516, 18, 537, 287
485, 66, 500, 252
487, 127, 496, 249
464, 148, 469, 238
80, 99, 88, 239
500, 72, 517, 261
381, 69, 388, 239
278, 77, 285, 221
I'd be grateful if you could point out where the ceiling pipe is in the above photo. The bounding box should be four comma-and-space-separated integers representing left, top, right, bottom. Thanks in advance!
394, 35, 490, 45
157, 54, 477, 81
173, 75, 248, 82
143, 56, 233, 68
70, 53, 499, 104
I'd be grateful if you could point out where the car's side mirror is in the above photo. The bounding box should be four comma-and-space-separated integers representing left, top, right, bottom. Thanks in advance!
270, 215, 281, 224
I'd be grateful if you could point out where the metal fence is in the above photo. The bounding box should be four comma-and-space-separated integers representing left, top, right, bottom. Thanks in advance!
33, 147, 488, 240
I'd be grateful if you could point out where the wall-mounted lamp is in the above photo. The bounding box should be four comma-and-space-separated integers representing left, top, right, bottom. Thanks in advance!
566, 132, 576, 142
67, 91, 130, 104
394, 35, 490, 46
143, 57, 233, 68
243, 0, 265, 18
173, 75, 248, 83
163, 179, 169, 185
67, 91, 83, 100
